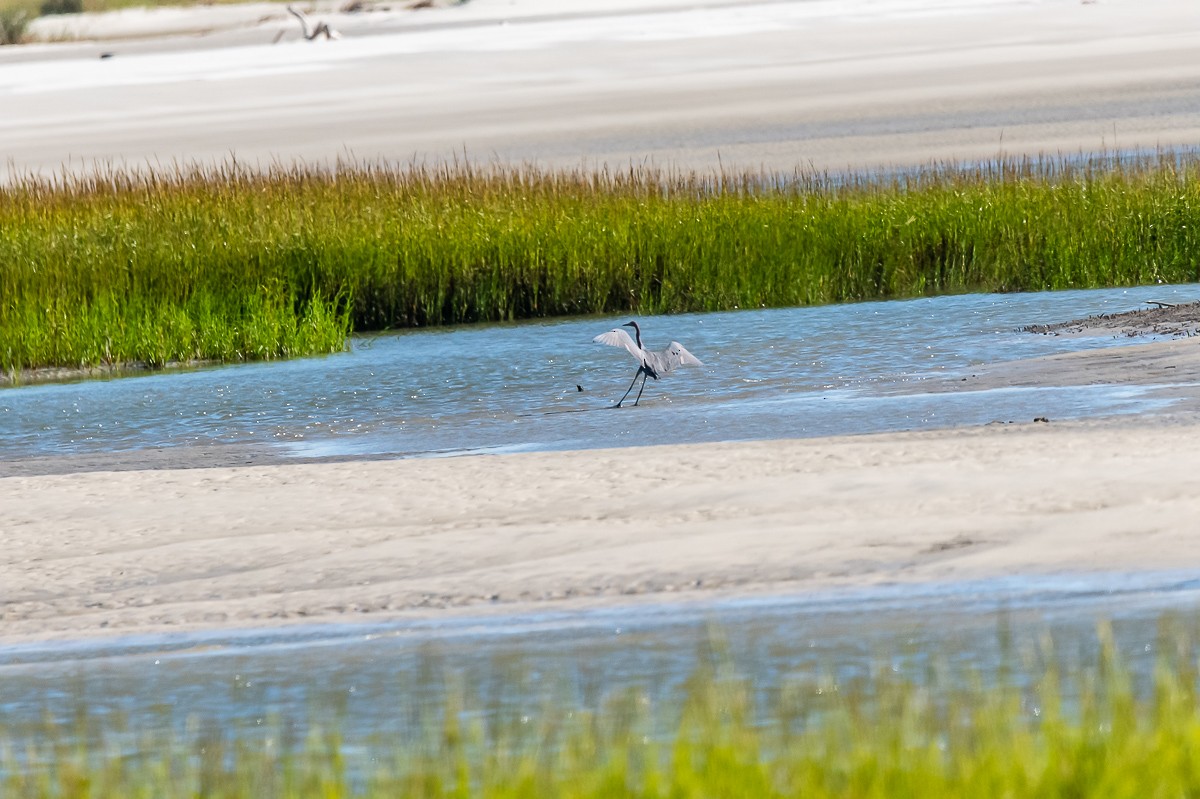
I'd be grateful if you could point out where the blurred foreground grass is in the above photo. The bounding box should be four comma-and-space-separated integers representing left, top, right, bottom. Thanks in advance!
4, 620, 1200, 797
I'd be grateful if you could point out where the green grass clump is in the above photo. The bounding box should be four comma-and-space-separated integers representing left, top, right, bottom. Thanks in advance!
3, 153, 1200, 377
0, 2, 30, 42
4, 621, 1200, 797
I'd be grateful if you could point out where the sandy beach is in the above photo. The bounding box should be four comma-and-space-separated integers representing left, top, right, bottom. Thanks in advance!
4, 0, 1200, 180
4, 0, 1200, 644
5, 414, 1200, 642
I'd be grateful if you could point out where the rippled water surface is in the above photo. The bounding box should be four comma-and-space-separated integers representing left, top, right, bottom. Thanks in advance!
3, 285, 1200, 461
3, 573, 1200, 753
5, 289, 1200, 756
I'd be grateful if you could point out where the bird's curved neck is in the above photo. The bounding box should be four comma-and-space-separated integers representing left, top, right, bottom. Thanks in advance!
629, 324, 642, 349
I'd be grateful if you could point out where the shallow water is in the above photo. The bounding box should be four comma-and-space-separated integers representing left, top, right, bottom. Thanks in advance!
3, 284, 1200, 462
5, 287, 1200, 758
3, 572, 1200, 754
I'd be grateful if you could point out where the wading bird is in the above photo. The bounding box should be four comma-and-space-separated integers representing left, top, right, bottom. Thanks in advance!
593, 320, 703, 407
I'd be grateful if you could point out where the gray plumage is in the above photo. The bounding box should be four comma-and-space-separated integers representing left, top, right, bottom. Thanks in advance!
593, 320, 702, 407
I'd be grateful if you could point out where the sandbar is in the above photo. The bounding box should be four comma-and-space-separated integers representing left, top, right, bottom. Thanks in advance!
4, 0, 1200, 643
4, 332, 1200, 642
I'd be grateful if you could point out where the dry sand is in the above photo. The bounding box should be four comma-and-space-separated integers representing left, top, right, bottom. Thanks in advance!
4, 0, 1200, 180
4, 0, 1200, 643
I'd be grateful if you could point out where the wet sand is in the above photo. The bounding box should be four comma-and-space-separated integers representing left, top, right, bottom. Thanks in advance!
1024, 300, 1200, 339
5, 0, 1200, 642
928, 311, 1200, 405
4, 330, 1200, 642
951, 304, 1200, 402
5, 415, 1200, 642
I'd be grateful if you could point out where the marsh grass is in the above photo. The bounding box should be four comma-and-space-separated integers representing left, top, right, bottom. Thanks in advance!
4, 620, 1200, 797
4, 152, 1200, 376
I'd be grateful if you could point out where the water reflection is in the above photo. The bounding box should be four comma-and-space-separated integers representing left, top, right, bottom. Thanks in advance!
3, 285, 1199, 462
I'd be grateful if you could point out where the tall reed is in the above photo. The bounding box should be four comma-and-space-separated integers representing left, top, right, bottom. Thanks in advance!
4, 152, 1198, 376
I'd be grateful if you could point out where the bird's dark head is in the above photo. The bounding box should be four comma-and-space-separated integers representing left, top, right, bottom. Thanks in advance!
621, 321, 639, 330
621, 320, 642, 347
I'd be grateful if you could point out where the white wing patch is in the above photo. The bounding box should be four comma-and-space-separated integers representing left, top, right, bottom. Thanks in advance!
666, 342, 703, 367
593, 327, 643, 360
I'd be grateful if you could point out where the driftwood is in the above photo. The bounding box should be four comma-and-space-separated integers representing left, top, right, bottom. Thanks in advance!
285, 5, 341, 40
1145, 300, 1177, 309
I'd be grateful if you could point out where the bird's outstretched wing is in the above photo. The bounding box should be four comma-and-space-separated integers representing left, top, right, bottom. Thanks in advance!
665, 342, 703, 367
593, 327, 642, 360
643, 342, 703, 375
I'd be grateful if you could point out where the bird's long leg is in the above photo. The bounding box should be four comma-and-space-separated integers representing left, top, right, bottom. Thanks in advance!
614, 369, 641, 408
632, 372, 650, 406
